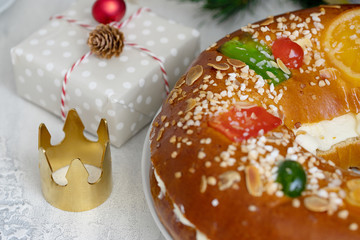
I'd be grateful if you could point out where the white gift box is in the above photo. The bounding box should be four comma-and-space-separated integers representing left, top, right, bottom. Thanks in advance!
11, 0, 200, 147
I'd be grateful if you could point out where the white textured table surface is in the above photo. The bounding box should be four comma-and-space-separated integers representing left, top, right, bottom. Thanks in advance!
0, 0, 299, 239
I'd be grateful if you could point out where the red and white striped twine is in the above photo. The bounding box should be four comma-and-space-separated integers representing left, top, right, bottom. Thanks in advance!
126, 42, 169, 95
60, 51, 92, 119
52, 7, 169, 120
110, 7, 150, 29
50, 15, 95, 30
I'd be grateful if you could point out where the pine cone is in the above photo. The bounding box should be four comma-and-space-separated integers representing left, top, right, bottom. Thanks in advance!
87, 24, 125, 59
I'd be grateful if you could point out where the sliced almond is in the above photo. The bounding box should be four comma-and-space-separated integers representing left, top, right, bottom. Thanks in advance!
200, 175, 207, 193
347, 187, 360, 207
351, 188, 360, 201
303, 55, 311, 65
346, 194, 360, 207
233, 102, 257, 110
266, 71, 276, 79
304, 196, 329, 212
319, 4, 340, 8
207, 62, 230, 71
218, 170, 241, 191
156, 127, 165, 141
319, 68, 339, 81
185, 98, 197, 113
295, 130, 307, 136
294, 37, 313, 52
169, 135, 177, 144
245, 166, 263, 197
186, 65, 203, 86
346, 179, 360, 191
260, 17, 274, 26
270, 60, 279, 68
276, 58, 291, 75
227, 58, 246, 68
167, 90, 178, 104
323, 186, 341, 193
178, 90, 187, 102
174, 76, 185, 89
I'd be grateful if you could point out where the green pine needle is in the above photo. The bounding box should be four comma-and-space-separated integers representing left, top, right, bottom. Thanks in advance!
183, 0, 259, 22
181, 0, 329, 22
291, 0, 326, 8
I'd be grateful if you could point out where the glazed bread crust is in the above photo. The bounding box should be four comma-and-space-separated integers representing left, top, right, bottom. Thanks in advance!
150, 5, 360, 240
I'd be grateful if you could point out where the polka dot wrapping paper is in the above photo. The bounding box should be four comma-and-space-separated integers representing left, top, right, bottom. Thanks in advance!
10, 0, 200, 147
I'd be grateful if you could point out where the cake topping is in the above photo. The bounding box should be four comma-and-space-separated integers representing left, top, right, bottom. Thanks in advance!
218, 170, 241, 191
349, 223, 359, 231
150, 5, 360, 239
211, 199, 219, 207
276, 58, 291, 75
245, 165, 263, 197
200, 175, 208, 193
227, 58, 246, 68
208, 105, 282, 142
186, 65, 203, 85
346, 179, 360, 206
271, 37, 304, 69
207, 62, 230, 71
304, 195, 329, 212
218, 34, 290, 85
248, 205, 258, 212
292, 198, 301, 208
322, 8, 360, 84
276, 160, 307, 198
337, 209, 349, 219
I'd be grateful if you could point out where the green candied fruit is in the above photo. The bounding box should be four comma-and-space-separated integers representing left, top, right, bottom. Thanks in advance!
276, 160, 307, 198
218, 34, 290, 85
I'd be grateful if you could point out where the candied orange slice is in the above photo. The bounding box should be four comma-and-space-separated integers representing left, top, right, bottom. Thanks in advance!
323, 8, 360, 85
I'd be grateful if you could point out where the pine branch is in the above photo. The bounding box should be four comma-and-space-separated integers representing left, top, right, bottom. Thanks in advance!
183, 0, 259, 22
291, 0, 326, 8
181, 0, 330, 22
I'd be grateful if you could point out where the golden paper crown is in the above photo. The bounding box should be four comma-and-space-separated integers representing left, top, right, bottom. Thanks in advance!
38, 109, 112, 212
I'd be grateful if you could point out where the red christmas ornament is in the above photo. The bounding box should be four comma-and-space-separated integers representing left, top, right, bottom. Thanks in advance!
92, 0, 126, 24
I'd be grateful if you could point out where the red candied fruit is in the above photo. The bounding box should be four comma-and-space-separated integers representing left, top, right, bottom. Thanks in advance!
209, 105, 282, 142
272, 37, 304, 69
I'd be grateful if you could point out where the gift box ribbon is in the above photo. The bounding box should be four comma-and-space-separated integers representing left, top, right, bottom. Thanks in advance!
51, 7, 170, 120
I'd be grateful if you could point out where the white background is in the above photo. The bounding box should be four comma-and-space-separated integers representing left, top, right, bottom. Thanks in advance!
0, 0, 300, 239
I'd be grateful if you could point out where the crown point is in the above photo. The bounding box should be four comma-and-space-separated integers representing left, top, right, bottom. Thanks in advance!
97, 118, 109, 144
39, 147, 53, 174
39, 123, 51, 149
63, 108, 85, 135
66, 158, 89, 185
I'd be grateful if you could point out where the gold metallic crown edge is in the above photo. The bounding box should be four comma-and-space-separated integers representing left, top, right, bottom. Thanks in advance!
38, 109, 112, 212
